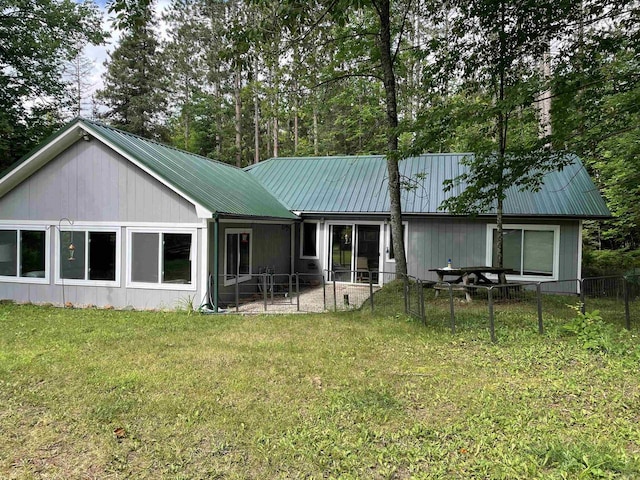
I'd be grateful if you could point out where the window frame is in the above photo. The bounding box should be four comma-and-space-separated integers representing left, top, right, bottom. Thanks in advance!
485, 223, 560, 281
385, 222, 408, 263
224, 228, 252, 286
300, 221, 319, 259
127, 228, 197, 291
0, 225, 50, 284
56, 226, 121, 287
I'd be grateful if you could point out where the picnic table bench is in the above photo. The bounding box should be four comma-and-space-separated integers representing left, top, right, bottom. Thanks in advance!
428, 266, 512, 302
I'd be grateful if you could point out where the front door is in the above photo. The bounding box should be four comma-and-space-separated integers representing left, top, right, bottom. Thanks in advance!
329, 224, 380, 283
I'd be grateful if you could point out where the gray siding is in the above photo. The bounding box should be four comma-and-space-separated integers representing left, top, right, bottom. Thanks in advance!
0, 140, 208, 309
0, 140, 198, 223
406, 217, 580, 292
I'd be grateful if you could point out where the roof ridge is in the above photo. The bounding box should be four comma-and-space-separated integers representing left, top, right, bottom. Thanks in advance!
79, 117, 242, 170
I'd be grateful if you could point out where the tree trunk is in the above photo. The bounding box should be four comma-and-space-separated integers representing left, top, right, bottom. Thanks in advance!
235, 66, 242, 167
254, 57, 260, 164
313, 106, 319, 155
375, 0, 408, 277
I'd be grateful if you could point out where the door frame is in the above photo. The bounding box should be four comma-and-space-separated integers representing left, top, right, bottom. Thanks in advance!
325, 221, 384, 284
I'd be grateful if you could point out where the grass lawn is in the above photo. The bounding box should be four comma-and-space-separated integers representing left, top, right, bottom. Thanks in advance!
1, 299, 639, 479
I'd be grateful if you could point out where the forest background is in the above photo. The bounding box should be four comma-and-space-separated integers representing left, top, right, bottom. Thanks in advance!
1, 0, 638, 276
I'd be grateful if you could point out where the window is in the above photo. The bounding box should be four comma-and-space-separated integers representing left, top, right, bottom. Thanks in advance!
0, 227, 48, 282
300, 222, 318, 258
59, 229, 118, 284
129, 230, 194, 288
487, 224, 559, 279
225, 229, 252, 285
386, 223, 407, 262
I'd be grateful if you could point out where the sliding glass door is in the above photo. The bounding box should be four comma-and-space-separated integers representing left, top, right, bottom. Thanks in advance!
329, 224, 380, 283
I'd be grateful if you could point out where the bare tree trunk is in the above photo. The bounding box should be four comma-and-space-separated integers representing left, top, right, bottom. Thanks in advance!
273, 115, 279, 158
235, 66, 242, 167
254, 58, 260, 163
313, 106, 319, 155
375, 0, 408, 277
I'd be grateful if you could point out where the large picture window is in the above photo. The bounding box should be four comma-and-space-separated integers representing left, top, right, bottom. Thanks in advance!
0, 227, 48, 282
129, 230, 194, 288
59, 229, 118, 284
488, 224, 559, 279
225, 229, 252, 285
300, 222, 318, 258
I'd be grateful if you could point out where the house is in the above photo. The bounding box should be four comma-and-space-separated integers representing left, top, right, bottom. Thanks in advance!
246, 155, 611, 290
0, 118, 610, 309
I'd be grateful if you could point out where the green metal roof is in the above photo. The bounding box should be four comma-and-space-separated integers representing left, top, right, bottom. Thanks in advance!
2, 118, 297, 220
245, 154, 611, 218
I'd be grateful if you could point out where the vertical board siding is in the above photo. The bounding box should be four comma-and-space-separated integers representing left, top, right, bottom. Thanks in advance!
0, 140, 208, 308
0, 141, 198, 223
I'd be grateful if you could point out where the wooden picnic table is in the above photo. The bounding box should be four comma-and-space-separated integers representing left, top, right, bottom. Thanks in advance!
428, 266, 512, 302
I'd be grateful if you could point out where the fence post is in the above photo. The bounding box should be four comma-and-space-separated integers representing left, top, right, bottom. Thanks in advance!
333, 275, 337, 311
235, 277, 239, 313
404, 276, 409, 314
271, 273, 275, 305
419, 280, 426, 325
536, 282, 544, 334
296, 274, 300, 312
488, 287, 496, 343
448, 283, 455, 334
263, 274, 267, 311
579, 279, 586, 314
323, 273, 327, 311
369, 274, 374, 312
289, 274, 293, 305
624, 276, 631, 330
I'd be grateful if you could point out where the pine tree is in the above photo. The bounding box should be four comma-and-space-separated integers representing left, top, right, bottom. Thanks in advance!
96, 4, 168, 140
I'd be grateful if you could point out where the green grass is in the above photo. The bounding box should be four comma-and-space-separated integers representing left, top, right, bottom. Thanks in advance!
1, 300, 639, 479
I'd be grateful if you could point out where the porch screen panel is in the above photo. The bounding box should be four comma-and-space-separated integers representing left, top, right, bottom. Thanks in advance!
132, 232, 159, 283
226, 232, 251, 279
163, 233, 192, 284
523, 230, 554, 276
302, 223, 317, 257
61, 231, 86, 279
0, 230, 17, 276
21, 230, 45, 277
89, 232, 116, 281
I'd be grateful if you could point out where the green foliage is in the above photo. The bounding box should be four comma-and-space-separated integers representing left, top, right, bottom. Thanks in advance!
582, 248, 640, 277
96, 2, 168, 140
562, 305, 613, 352
0, 0, 105, 170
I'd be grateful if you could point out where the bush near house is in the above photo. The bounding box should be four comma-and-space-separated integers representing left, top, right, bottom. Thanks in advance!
583, 248, 640, 277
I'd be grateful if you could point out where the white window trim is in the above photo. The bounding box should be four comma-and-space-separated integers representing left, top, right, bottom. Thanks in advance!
0, 225, 50, 284
300, 221, 320, 259
485, 223, 560, 281
385, 222, 408, 263
56, 226, 121, 287
224, 228, 253, 287
126, 228, 197, 291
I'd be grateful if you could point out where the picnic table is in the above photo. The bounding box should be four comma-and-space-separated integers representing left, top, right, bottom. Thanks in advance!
428, 266, 512, 302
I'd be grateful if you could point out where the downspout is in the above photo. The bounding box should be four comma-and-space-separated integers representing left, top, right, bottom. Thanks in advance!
213, 213, 219, 313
